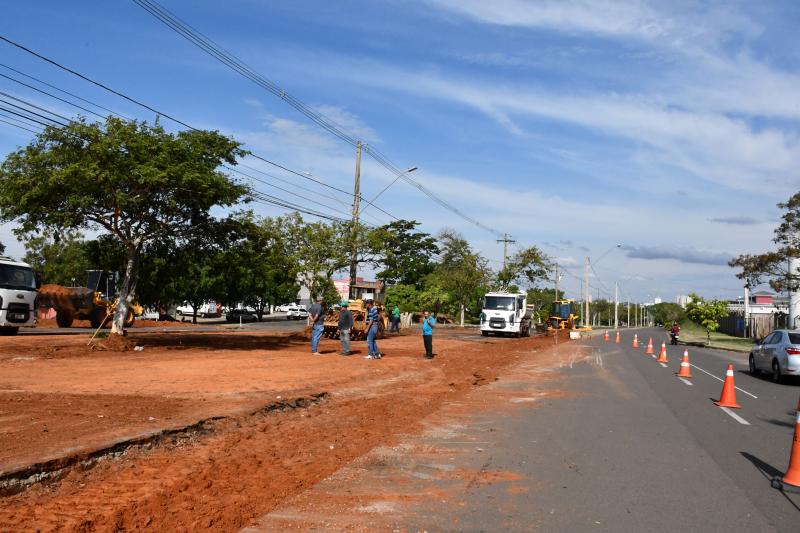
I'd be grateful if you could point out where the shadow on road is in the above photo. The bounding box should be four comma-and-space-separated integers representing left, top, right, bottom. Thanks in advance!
741, 452, 800, 512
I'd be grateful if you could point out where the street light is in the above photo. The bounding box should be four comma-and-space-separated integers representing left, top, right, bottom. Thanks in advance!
359, 166, 417, 215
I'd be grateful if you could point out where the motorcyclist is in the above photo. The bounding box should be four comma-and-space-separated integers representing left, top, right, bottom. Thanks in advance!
670, 322, 680, 344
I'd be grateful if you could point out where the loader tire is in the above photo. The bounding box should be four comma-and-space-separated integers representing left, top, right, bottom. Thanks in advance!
56, 311, 74, 328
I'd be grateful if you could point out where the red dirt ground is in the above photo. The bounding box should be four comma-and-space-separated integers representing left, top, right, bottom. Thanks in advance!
0, 327, 570, 531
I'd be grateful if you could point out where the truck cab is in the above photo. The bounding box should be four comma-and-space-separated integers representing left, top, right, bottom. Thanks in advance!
480, 291, 532, 337
0, 256, 37, 335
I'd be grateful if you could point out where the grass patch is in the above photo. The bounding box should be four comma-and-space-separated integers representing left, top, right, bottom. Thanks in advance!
677, 321, 754, 353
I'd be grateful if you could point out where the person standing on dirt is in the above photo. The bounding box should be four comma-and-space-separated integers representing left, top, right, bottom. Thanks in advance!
390, 305, 401, 333
308, 296, 325, 356
338, 300, 353, 356
422, 310, 436, 359
364, 299, 381, 360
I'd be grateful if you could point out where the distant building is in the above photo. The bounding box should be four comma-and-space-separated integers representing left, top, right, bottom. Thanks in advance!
654, 297, 662, 305
676, 295, 692, 308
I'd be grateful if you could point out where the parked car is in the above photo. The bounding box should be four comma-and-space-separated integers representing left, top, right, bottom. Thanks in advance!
276, 303, 295, 312
286, 306, 309, 320
749, 329, 800, 383
142, 309, 160, 320
225, 308, 258, 323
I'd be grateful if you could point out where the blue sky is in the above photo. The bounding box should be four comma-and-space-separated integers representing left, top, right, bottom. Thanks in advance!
2, 0, 799, 303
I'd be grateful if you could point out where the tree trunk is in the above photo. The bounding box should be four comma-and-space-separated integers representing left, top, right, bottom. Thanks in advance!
460, 302, 465, 327
192, 304, 199, 324
111, 244, 140, 335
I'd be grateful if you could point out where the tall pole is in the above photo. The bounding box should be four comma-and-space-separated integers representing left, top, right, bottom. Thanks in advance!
497, 233, 516, 270
614, 282, 618, 330
583, 256, 590, 327
627, 296, 630, 327
790, 257, 800, 329
348, 141, 363, 299
743, 283, 750, 338
554, 264, 560, 300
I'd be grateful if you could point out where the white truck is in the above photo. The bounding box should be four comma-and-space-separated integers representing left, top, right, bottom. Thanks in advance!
479, 291, 532, 338
0, 256, 37, 335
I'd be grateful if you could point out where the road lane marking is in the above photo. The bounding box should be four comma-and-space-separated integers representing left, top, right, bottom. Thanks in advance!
719, 406, 751, 425
659, 363, 668, 368
689, 364, 758, 399
678, 377, 693, 386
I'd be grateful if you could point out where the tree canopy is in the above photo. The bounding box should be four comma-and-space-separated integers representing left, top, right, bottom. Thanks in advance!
0, 117, 248, 333
685, 292, 728, 342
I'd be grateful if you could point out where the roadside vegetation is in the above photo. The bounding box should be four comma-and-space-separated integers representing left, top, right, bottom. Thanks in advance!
0, 118, 553, 334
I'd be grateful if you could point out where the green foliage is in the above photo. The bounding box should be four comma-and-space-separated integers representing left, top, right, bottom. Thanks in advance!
22, 230, 89, 286
729, 191, 800, 293
526, 287, 563, 322
650, 302, 686, 326
385, 284, 421, 313
685, 292, 729, 342
497, 246, 551, 290
0, 117, 248, 333
287, 214, 349, 301
0, 241, 5, 255
369, 220, 438, 287
429, 229, 490, 323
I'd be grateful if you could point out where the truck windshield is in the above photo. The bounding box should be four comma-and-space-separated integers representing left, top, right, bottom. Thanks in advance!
484, 296, 515, 311
0, 264, 36, 290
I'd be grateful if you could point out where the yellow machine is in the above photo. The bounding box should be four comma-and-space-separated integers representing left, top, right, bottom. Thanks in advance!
38, 284, 142, 329
323, 299, 388, 340
548, 299, 580, 330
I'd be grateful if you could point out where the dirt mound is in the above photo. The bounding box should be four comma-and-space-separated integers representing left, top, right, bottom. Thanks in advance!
90, 334, 137, 352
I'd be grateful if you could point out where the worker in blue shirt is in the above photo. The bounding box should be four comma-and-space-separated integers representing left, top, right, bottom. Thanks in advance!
422, 310, 436, 359
364, 300, 381, 360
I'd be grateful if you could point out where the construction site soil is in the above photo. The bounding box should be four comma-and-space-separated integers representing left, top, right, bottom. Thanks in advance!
0, 326, 570, 531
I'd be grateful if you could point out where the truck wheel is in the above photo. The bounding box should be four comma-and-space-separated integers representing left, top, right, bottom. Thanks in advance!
481, 330, 488, 337
56, 311, 74, 328
0, 327, 19, 336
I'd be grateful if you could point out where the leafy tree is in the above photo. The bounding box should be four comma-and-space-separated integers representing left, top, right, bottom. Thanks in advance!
497, 246, 551, 290
288, 215, 349, 301
730, 191, 800, 293
385, 284, 421, 313
434, 229, 491, 325
369, 220, 438, 287
22, 230, 89, 286
685, 292, 729, 343
0, 241, 5, 255
650, 302, 686, 327
0, 117, 248, 334
526, 287, 563, 323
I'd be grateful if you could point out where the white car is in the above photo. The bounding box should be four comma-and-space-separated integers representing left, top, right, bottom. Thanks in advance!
276, 303, 295, 312
749, 329, 800, 383
286, 306, 309, 320
142, 309, 160, 320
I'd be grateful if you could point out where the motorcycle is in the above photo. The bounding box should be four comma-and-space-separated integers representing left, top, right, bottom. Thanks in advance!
669, 331, 679, 345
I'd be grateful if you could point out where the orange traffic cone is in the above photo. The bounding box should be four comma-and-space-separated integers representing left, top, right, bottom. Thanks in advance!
645, 338, 654, 355
676, 349, 692, 378
632, 334, 639, 348
772, 396, 800, 493
615, 332, 620, 344
657, 342, 668, 363
714, 364, 741, 409
604, 331, 609, 342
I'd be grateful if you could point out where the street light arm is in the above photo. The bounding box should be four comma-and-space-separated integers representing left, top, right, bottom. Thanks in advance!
359, 166, 417, 216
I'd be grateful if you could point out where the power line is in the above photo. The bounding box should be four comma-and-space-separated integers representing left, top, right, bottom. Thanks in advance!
0, 70, 107, 120
0, 36, 402, 223
131, 0, 505, 237
0, 92, 351, 223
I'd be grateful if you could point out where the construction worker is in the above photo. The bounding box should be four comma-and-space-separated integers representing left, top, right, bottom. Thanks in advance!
422, 310, 436, 359
338, 300, 353, 356
390, 304, 401, 332
308, 296, 325, 356
364, 300, 381, 360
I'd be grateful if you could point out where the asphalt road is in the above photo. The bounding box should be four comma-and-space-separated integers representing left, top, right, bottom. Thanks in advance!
385, 328, 800, 532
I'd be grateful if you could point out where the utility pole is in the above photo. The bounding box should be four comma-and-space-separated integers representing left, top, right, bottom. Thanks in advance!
614, 282, 618, 329
743, 283, 750, 338
348, 141, 363, 300
583, 256, 590, 327
554, 264, 560, 300
790, 258, 800, 330
627, 296, 630, 327
497, 233, 516, 269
